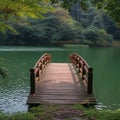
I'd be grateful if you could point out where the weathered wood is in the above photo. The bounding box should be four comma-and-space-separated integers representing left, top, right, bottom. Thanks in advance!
70, 53, 93, 94
27, 63, 96, 105
27, 53, 96, 106
88, 68, 93, 94
30, 53, 51, 94
30, 68, 35, 94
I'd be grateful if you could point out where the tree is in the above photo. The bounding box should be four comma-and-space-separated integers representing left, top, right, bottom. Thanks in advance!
51, 0, 120, 26
96, 29, 113, 47
50, 0, 89, 10
103, 13, 120, 41
0, 0, 119, 32
102, 0, 120, 26
92, 10, 104, 29
0, 7, 81, 45
83, 26, 113, 47
83, 26, 98, 45
0, 0, 53, 32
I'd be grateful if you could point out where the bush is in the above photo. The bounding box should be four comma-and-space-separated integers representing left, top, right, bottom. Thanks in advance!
0, 112, 34, 120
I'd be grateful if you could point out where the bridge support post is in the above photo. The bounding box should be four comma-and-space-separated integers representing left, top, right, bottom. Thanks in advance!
88, 68, 93, 94
30, 69, 35, 94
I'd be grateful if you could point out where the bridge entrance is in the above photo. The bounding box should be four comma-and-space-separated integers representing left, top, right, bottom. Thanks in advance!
27, 53, 96, 105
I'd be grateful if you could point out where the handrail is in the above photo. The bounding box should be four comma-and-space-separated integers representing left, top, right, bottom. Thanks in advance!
70, 53, 93, 94
30, 53, 51, 94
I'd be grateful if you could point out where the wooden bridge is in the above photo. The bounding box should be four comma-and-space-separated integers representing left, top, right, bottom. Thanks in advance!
27, 53, 96, 105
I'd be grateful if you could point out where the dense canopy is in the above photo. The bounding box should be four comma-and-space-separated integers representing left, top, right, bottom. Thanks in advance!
0, 0, 52, 32
50, 0, 120, 26
0, 0, 120, 28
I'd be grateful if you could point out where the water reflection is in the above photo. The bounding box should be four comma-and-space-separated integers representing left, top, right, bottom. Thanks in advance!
0, 46, 120, 113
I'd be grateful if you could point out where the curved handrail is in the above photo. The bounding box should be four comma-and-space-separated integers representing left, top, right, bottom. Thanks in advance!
30, 53, 51, 94
70, 53, 93, 94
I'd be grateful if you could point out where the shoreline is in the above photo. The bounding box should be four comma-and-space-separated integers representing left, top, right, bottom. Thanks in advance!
0, 104, 120, 120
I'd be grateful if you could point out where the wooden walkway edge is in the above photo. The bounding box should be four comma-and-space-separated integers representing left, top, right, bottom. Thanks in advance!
27, 53, 96, 105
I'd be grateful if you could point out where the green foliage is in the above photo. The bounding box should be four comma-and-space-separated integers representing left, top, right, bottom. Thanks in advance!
105, 0, 120, 26
73, 104, 86, 110
70, 4, 120, 45
0, 0, 53, 32
1, 7, 80, 46
83, 26, 113, 47
29, 105, 59, 120
0, 112, 34, 120
0, 22, 18, 33
50, 0, 89, 10
1, 105, 120, 120
92, 0, 120, 26
85, 109, 120, 120
96, 29, 113, 47
83, 26, 98, 42
92, 10, 104, 29
51, 0, 120, 26
0, 3, 120, 47
73, 104, 120, 120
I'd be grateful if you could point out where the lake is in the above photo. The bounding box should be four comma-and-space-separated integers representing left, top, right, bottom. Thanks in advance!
0, 46, 120, 113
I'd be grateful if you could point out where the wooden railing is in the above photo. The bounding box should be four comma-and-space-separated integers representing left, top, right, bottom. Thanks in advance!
30, 53, 51, 94
70, 53, 93, 94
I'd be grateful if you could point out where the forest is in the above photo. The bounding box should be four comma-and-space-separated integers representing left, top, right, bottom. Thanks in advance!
0, 0, 120, 118
0, 0, 120, 47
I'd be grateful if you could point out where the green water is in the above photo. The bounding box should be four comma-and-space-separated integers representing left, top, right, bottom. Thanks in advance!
0, 46, 120, 113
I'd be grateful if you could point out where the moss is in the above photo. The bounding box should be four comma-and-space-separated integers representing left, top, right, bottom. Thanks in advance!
0, 104, 120, 120
0, 112, 34, 120
84, 107, 120, 120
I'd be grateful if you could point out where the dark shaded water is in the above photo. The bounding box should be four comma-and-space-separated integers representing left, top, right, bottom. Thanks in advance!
0, 46, 120, 113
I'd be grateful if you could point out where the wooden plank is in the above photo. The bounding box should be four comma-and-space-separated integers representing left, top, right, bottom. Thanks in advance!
35, 93, 86, 95
27, 63, 96, 105
27, 98, 96, 105
36, 90, 84, 94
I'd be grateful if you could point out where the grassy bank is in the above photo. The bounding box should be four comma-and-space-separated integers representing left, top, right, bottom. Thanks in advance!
0, 104, 120, 120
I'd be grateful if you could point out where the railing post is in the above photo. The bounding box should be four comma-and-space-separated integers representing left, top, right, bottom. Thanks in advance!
69, 54, 72, 63
88, 68, 93, 94
30, 68, 35, 94
49, 54, 52, 62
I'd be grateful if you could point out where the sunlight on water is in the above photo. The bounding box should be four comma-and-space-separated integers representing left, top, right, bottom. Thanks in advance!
0, 46, 68, 51
95, 103, 120, 110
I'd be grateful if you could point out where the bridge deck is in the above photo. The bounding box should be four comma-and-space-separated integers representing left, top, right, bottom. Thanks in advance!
27, 63, 96, 105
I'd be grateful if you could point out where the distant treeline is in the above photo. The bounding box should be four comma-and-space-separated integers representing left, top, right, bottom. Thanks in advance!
0, 4, 120, 47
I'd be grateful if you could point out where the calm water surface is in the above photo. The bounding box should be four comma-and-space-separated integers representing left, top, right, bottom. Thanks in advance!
0, 46, 120, 113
